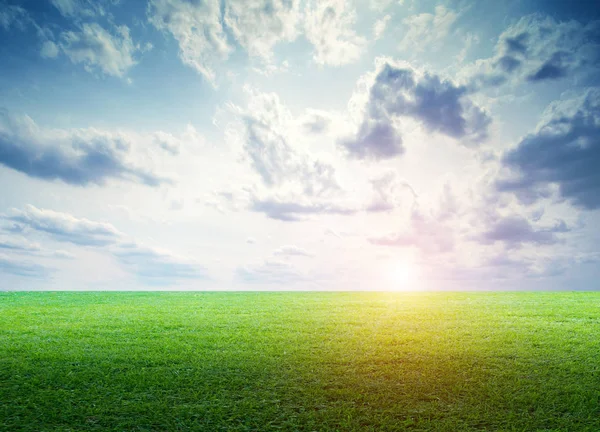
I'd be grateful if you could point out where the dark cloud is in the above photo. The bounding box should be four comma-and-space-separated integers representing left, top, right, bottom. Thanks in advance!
471, 15, 600, 87
0, 110, 169, 187
478, 215, 569, 248
341, 62, 490, 159
504, 33, 528, 54
340, 120, 404, 160
526, 52, 569, 81
497, 55, 521, 73
497, 89, 600, 209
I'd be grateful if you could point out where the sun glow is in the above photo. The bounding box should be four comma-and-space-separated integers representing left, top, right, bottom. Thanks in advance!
388, 261, 419, 290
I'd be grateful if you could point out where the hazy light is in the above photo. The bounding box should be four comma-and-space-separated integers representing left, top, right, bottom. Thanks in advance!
388, 261, 419, 291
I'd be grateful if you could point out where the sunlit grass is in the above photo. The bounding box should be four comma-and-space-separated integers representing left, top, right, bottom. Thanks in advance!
1, 291, 599, 431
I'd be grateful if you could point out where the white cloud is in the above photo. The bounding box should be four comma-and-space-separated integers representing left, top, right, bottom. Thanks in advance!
398, 5, 458, 53
236, 258, 307, 285
0, 3, 29, 30
149, 0, 301, 84
373, 14, 391, 40
2, 205, 207, 283
148, 0, 232, 85
50, 0, 103, 19
304, 0, 366, 66
224, 0, 300, 60
40, 40, 59, 58
59, 23, 140, 78
273, 245, 313, 257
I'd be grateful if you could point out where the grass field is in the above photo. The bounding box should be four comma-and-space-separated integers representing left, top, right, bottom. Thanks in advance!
1, 292, 599, 431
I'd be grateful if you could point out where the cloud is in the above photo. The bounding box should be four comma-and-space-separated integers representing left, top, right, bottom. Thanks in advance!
478, 215, 569, 248
0, 3, 29, 30
40, 40, 59, 58
300, 109, 333, 134
0, 110, 170, 186
373, 14, 391, 41
227, 87, 346, 219
50, 0, 107, 19
340, 60, 491, 159
398, 6, 458, 53
149, 0, 300, 85
7, 205, 123, 246
273, 245, 313, 257
249, 193, 358, 221
496, 88, 600, 209
0, 233, 73, 259
236, 258, 307, 284
0, 253, 51, 278
3, 205, 207, 283
152, 131, 181, 155
304, 0, 366, 66
148, 0, 232, 85
340, 119, 404, 160
466, 14, 600, 88
59, 23, 140, 78
217, 87, 415, 222
0, 235, 41, 252
111, 242, 208, 283
224, 0, 300, 60
366, 171, 417, 212
369, 207, 455, 254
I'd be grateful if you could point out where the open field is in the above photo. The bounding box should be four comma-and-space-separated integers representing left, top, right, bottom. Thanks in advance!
1, 292, 599, 431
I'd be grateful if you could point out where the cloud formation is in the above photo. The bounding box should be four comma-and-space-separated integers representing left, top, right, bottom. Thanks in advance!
2, 205, 207, 283
7, 205, 123, 246
236, 258, 307, 284
304, 0, 365, 66
497, 89, 600, 209
111, 242, 208, 283
0, 2, 28, 30
398, 6, 458, 53
369, 207, 455, 254
341, 60, 491, 159
0, 110, 169, 186
149, 0, 302, 85
0, 253, 51, 278
59, 23, 140, 78
467, 14, 600, 88
478, 215, 569, 248
273, 245, 313, 257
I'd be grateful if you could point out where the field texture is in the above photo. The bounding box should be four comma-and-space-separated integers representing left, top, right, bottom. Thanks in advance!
1, 292, 599, 431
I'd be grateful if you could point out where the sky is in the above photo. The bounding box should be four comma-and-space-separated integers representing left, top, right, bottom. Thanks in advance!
1, 0, 600, 291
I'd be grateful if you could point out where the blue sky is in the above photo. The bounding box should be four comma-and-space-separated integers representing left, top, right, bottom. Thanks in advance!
1, 0, 599, 291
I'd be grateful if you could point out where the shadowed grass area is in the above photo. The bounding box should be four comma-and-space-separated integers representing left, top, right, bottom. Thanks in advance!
1, 291, 599, 431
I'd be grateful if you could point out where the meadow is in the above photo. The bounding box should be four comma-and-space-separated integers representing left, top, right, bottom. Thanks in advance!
1, 291, 599, 431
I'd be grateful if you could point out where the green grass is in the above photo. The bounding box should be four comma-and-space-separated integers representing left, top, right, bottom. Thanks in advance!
1, 292, 599, 431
